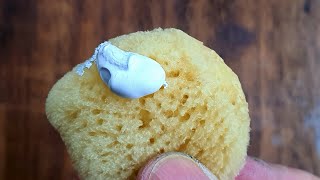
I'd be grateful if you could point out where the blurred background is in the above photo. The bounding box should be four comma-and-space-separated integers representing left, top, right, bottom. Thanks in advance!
1, 0, 320, 179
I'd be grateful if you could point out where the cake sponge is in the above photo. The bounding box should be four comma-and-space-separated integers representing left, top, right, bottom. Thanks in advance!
45, 28, 250, 180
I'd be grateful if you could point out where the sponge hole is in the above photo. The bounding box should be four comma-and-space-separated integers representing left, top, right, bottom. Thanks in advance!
107, 141, 119, 148
181, 94, 189, 104
179, 113, 190, 122
126, 144, 133, 149
173, 109, 179, 117
101, 152, 111, 157
138, 109, 153, 129
178, 138, 191, 151
164, 110, 173, 118
196, 150, 204, 157
116, 125, 123, 132
96, 118, 104, 125
157, 103, 162, 108
101, 95, 107, 101
67, 109, 80, 120
149, 138, 155, 144
139, 99, 146, 106
89, 132, 96, 136
200, 104, 208, 112
161, 125, 165, 131
168, 70, 180, 78
145, 93, 154, 98
92, 109, 101, 115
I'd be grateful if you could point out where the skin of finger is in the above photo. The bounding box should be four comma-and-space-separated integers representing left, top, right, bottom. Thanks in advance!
235, 157, 320, 180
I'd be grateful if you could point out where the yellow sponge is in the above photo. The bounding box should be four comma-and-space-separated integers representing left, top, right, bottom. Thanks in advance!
45, 28, 250, 180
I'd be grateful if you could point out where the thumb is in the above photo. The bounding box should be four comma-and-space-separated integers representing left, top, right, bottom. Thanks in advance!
137, 152, 217, 180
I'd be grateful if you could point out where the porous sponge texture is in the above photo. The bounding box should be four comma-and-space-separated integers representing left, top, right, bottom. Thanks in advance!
46, 28, 250, 180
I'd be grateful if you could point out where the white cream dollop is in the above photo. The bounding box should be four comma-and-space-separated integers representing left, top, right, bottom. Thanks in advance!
75, 41, 168, 99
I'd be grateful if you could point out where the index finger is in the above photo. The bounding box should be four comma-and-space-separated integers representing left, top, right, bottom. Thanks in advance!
236, 157, 319, 180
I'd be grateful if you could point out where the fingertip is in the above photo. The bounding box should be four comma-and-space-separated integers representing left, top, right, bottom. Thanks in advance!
137, 152, 217, 180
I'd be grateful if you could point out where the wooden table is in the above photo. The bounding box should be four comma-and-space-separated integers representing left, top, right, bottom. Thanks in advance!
1, 0, 319, 179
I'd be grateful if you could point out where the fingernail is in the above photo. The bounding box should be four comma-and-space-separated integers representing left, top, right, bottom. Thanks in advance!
250, 157, 269, 166
138, 152, 217, 180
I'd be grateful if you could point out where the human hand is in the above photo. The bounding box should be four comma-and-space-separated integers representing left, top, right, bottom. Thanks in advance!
137, 152, 320, 180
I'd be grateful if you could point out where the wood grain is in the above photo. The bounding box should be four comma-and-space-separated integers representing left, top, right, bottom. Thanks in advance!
1, 0, 319, 179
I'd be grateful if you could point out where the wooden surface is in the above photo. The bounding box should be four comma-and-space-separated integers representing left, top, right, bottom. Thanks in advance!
1, 0, 320, 179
